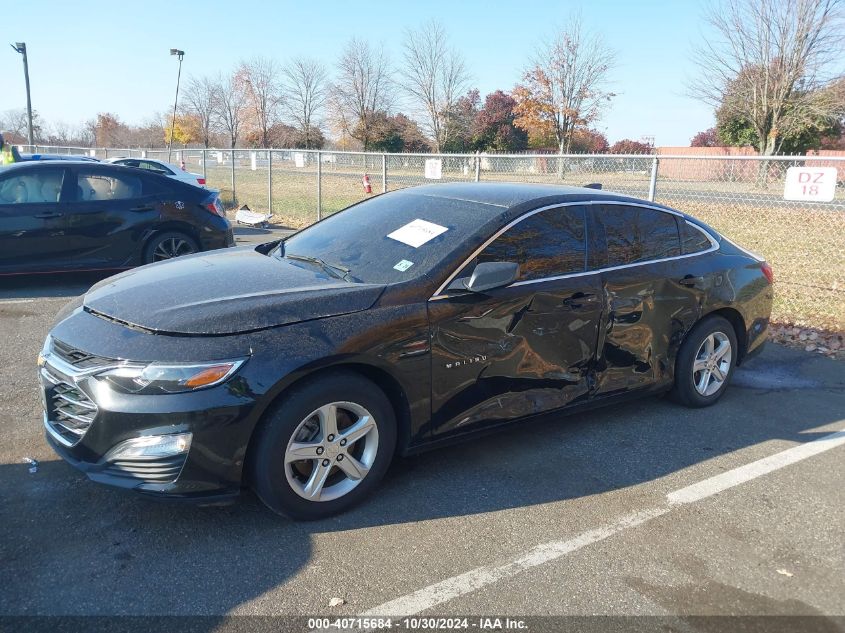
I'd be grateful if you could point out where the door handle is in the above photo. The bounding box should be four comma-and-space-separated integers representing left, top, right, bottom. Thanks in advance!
130, 204, 155, 212
561, 292, 597, 309
678, 275, 704, 287
34, 212, 64, 219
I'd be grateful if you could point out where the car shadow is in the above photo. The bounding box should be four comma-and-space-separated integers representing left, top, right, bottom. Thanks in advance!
2, 343, 843, 618
233, 225, 295, 235
0, 271, 114, 300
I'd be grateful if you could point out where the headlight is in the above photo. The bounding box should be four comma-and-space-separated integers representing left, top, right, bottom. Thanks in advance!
95, 359, 246, 395
37, 335, 51, 368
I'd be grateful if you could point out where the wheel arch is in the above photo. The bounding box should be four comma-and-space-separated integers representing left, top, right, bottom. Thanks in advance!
701, 306, 748, 364
244, 360, 414, 476
140, 222, 202, 257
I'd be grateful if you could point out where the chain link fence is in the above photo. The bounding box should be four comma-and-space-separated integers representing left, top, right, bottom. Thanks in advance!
18, 145, 845, 332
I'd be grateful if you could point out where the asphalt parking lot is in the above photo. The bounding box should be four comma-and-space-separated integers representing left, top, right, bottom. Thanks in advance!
1, 228, 843, 628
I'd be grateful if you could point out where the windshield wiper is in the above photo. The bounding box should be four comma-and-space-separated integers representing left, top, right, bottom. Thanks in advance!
285, 253, 351, 281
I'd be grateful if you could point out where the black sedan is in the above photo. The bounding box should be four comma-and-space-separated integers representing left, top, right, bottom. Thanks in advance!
39, 183, 772, 519
0, 161, 232, 274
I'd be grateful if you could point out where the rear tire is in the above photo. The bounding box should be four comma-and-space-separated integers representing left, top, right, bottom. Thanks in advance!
143, 231, 198, 264
670, 315, 738, 408
250, 372, 396, 520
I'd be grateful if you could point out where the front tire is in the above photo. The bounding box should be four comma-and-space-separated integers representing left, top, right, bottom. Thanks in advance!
250, 372, 396, 520
670, 315, 738, 408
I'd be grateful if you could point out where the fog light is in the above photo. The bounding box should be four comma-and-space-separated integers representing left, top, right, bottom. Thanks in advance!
105, 433, 192, 461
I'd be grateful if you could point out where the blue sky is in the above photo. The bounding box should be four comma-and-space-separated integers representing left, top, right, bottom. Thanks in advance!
2, 0, 715, 146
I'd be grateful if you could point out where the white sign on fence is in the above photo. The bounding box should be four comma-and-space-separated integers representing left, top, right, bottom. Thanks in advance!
294, 152, 305, 168
424, 158, 443, 180
784, 167, 838, 202
251, 152, 257, 171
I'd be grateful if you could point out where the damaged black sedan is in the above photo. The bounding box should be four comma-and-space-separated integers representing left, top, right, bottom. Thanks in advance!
40, 183, 772, 519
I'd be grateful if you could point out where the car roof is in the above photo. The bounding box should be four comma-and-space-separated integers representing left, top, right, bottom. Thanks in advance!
20, 153, 99, 161
1, 160, 153, 170
399, 182, 681, 213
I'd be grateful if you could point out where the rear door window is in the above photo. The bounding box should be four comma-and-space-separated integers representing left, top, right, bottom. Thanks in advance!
678, 220, 713, 255
596, 205, 680, 267
75, 169, 143, 201
138, 161, 173, 175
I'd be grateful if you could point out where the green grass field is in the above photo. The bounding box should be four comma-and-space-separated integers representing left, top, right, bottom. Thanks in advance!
206, 163, 844, 332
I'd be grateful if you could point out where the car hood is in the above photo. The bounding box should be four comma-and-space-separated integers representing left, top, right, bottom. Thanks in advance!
83, 247, 385, 335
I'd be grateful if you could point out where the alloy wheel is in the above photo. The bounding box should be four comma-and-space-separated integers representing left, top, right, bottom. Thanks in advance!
284, 401, 379, 502
152, 237, 195, 261
693, 331, 732, 396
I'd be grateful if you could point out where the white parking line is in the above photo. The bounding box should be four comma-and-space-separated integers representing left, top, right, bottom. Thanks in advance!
668, 430, 845, 504
360, 507, 669, 618
0, 298, 69, 305
359, 429, 845, 618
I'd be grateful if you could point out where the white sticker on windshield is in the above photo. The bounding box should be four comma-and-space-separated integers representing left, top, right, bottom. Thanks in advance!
393, 259, 414, 272
387, 219, 448, 248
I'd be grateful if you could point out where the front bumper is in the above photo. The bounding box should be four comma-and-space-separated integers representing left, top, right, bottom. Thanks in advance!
39, 343, 255, 501
45, 423, 238, 503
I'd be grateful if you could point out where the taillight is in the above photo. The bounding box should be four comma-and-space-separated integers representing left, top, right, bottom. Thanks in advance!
197, 178, 206, 186
761, 261, 774, 284
204, 197, 225, 218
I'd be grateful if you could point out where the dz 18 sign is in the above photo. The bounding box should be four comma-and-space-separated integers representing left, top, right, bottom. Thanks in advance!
783, 167, 838, 202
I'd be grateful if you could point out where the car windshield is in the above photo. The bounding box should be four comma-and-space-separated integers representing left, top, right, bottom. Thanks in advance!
277, 190, 503, 285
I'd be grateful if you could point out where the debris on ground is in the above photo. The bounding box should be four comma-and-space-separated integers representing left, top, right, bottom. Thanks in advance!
328, 597, 346, 607
776, 568, 794, 577
769, 324, 844, 360
23, 457, 38, 474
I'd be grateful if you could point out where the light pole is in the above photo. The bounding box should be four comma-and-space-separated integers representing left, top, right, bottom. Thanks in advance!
167, 48, 185, 162
10, 42, 34, 147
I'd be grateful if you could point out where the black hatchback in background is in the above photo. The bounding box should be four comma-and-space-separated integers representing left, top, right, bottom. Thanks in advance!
0, 161, 233, 274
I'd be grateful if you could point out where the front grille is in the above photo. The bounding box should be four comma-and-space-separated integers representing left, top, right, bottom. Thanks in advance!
101, 454, 187, 484
51, 338, 113, 370
42, 370, 97, 446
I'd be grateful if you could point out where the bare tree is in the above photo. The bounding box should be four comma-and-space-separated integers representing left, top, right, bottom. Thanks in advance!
513, 15, 616, 156
692, 0, 844, 156
182, 75, 218, 148
331, 38, 394, 151
213, 70, 249, 205
400, 20, 471, 152
282, 57, 327, 149
1, 108, 43, 144
238, 57, 282, 148
214, 70, 249, 149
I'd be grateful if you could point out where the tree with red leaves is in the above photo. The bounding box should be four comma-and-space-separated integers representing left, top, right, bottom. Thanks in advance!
472, 90, 528, 152
609, 139, 654, 154
690, 127, 720, 147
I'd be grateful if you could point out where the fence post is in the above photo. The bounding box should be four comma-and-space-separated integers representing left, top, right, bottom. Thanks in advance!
202, 149, 207, 183
475, 151, 481, 182
648, 156, 659, 202
316, 151, 322, 221
381, 154, 387, 193
103, 148, 108, 159
268, 150, 273, 215
231, 149, 237, 207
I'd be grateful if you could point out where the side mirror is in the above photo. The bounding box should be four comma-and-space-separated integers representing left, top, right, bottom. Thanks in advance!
465, 261, 519, 293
